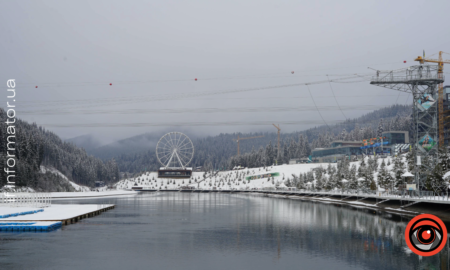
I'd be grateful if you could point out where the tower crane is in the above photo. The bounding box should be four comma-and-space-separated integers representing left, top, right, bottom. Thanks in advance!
272, 124, 281, 160
415, 51, 450, 146
235, 135, 264, 156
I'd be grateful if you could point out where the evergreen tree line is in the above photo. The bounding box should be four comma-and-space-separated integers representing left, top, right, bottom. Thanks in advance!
0, 108, 119, 190
114, 105, 412, 174
228, 112, 412, 169
282, 147, 450, 194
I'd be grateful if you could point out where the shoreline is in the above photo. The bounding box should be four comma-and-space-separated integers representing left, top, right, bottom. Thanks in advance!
51, 190, 137, 199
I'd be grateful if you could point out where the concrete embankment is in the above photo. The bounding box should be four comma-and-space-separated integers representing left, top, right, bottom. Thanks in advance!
260, 193, 450, 221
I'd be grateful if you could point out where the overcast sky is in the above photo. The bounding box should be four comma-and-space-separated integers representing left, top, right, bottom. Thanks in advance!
1, 0, 449, 144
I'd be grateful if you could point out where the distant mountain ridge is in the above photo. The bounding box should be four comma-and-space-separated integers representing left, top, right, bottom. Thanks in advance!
65, 134, 102, 151
93, 104, 411, 175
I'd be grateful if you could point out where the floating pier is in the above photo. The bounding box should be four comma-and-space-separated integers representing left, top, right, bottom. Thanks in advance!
0, 204, 115, 226
0, 209, 44, 219
0, 221, 62, 232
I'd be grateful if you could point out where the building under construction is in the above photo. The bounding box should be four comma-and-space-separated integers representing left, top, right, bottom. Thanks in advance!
442, 85, 450, 145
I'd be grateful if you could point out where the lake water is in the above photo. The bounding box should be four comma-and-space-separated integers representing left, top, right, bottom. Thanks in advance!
0, 192, 448, 270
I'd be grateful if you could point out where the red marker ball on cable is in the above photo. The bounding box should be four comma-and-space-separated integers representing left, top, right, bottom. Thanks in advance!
35, 86, 38, 88
110, 83, 112, 86
404, 61, 407, 63
291, 71, 294, 74
195, 78, 197, 81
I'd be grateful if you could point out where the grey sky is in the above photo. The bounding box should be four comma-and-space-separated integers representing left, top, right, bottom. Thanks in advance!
1, 0, 449, 144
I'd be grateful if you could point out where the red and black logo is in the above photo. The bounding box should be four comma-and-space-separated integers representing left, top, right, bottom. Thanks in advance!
405, 214, 447, 256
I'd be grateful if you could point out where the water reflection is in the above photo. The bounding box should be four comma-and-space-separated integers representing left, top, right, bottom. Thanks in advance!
0, 192, 448, 270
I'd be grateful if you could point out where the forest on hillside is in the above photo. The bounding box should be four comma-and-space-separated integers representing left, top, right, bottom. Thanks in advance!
0, 108, 119, 191
282, 148, 450, 194
114, 104, 412, 175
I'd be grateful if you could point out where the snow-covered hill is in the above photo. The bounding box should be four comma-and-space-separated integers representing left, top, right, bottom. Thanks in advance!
40, 166, 91, 192
115, 155, 411, 191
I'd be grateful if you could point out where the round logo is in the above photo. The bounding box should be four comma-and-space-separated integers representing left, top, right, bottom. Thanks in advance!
405, 214, 447, 256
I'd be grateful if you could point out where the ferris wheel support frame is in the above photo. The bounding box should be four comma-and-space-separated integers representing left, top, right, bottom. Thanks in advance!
156, 132, 194, 169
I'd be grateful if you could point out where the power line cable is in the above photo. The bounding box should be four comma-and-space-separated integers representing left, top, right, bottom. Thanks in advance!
17, 61, 400, 87
13, 75, 371, 111
37, 119, 346, 128
395, 91, 402, 104
327, 74, 347, 119
306, 84, 330, 130
16, 94, 408, 104
18, 105, 387, 115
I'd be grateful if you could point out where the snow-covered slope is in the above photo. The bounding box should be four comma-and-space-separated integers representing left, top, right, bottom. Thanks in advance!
115, 163, 334, 190
40, 166, 91, 192
115, 155, 410, 191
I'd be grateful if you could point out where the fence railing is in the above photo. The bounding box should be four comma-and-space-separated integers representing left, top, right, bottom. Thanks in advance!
0, 193, 52, 208
260, 189, 450, 201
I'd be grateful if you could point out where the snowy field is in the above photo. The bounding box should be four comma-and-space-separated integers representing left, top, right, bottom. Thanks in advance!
114, 155, 418, 192
115, 161, 370, 190
51, 190, 137, 199
115, 163, 326, 190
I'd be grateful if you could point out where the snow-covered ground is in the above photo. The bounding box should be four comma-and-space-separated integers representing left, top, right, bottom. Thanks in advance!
115, 155, 406, 191
51, 190, 136, 199
115, 163, 337, 190
41, 166, 91, 192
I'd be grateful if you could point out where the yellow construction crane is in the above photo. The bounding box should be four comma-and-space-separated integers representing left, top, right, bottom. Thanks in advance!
235, 135, 264, 156
272, 124, 281, 159
415, 51, 450, 146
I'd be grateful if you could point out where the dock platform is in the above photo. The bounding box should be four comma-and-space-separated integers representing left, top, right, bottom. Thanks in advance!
0, 204, 115, 226
0, 208, 44, 219
0, 221, 62, 232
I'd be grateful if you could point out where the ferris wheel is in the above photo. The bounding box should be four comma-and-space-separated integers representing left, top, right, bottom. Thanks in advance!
156, 132, 194, 169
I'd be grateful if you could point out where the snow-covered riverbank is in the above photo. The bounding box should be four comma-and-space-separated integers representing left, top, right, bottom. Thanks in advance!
51, 190, 137, 199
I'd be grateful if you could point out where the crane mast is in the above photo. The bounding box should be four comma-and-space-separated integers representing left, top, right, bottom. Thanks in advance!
415, 51, 450, 146
272, 124, 281, 161
235, 135, 264, 156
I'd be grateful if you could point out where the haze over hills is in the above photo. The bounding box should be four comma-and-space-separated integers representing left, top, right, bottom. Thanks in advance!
67, 129, 202, 160
65, 134, 102, 152
71, 105, 411, 175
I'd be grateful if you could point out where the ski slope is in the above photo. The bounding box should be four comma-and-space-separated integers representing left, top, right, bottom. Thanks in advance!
114, 155, 429, 191
115, 157, 396, 191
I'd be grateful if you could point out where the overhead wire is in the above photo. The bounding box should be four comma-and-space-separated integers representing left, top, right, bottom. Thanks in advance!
19, 73, 369, 87
306, 84, 330, 130
18, 105, 387, 115
38, 119, 346, 128
12, 64, 411, 128
18, 60, 401, 87
17, 74, 372, 111
395, 91, 402, 104
16, 93, 408, 103
326, 74, 347, 119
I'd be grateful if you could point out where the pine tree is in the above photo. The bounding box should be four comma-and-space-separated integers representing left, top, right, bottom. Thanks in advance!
426, 153, 447, 193
378, 165, 391, 190
283, 143, 289, 164
377, 118, 384, 137
349, 164, 358, 190
393, 155, 405, 188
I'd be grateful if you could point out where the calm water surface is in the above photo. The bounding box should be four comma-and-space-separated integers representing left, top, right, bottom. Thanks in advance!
0, 192, 448, 270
